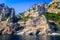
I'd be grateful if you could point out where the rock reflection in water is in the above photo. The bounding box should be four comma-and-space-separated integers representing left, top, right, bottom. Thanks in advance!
0, 35, 22, 40
0, 35, 60, 40
22, 35, 36, 40
0, 35, 10, 40
36, 35, 50, 40
0, 35, 50, 40
21, 35, 50, 40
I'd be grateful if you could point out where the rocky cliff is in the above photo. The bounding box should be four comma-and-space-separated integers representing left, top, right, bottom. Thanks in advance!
0, 3, 19, 35
48, 0, 60, 13
0, 0, 59, 35
17, 2, 58, 35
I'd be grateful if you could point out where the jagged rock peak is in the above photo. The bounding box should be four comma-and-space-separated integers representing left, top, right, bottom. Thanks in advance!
8, 8, 18, 23
29, 2, 47, 12
10, 8, 15, 18
24, 2, 47, 17
2, 6, 9, 14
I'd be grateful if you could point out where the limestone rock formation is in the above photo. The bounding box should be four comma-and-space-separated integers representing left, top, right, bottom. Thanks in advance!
17, 2, 58, 35
48, 0, 60, 13
8, 8, 18, 23
24, 3, 47, 17
0, 3, 5, 12
17, 3, 51, 35
25, 15, 50, 35
0, 2, 59, 35
0, 4, 11, 21
0, 4, 19, 35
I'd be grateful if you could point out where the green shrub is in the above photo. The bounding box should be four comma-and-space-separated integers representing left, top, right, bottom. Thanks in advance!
42, 12, 60, 21
42, 12, 60, 26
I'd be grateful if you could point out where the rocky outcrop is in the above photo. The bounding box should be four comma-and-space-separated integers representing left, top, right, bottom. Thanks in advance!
0, 1, 59, 35
48, 0, 60, 13
0, 4, 19, 35
8, 8, 18, 23
17, 1, 59, 35
0, 4, 11, 21
17, 3, 51, 35
24, 3, 47, 17
17, 15, 51, 35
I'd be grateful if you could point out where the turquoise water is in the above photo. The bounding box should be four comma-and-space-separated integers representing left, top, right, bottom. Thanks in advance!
0, 35, 60, 40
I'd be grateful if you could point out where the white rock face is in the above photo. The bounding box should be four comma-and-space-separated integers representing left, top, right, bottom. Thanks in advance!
17, 3, 51, 35
17, 14, 50, 35
48, 0, 60, 13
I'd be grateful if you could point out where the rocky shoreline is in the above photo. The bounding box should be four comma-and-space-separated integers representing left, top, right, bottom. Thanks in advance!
0, 0, 60, 35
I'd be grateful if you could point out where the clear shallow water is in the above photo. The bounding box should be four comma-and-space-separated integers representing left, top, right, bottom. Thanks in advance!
0, 35, 60, 40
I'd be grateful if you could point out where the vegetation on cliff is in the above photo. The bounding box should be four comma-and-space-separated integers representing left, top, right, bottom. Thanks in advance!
17, 12, 60, 27
0, 0, 60, 35
17, 13, 33, 22
43, 12, 60, 27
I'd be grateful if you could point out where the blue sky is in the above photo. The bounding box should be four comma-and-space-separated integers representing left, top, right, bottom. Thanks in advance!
0, 0, 52, 14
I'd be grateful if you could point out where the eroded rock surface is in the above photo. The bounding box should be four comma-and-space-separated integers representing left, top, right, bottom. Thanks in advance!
0, 2, 59, 35
17, 3, 50, 35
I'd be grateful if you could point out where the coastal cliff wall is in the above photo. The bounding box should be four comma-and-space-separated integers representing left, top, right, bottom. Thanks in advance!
0, 0, 59, 35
